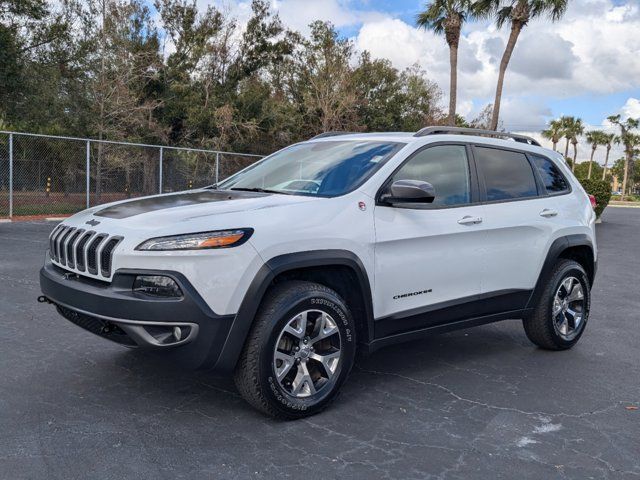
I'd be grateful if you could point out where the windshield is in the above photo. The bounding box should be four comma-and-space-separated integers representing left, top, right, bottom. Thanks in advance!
218, 140, 404, 197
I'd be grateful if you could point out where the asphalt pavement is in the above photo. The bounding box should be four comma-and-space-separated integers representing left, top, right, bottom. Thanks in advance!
1, 207, 639, 479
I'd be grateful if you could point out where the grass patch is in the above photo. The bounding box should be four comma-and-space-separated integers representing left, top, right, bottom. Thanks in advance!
11, 203, 82, 216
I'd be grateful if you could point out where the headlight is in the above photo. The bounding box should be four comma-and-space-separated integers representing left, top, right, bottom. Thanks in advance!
135, 228, 253, 251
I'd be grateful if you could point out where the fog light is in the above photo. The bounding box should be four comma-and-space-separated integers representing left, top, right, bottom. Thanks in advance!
133, 275, 183, 297
173, 326, 182, 341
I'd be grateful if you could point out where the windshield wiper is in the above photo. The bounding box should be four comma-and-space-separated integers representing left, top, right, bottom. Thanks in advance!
229, 187, 291, 195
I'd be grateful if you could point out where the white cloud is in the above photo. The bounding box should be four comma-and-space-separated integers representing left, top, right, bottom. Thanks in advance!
620, 97, 640, 120
352, 0, 640, 117
356, 18, 443, 72
508, 34, 578, 81
499, 98, 553, 130
268, 0, 390, 35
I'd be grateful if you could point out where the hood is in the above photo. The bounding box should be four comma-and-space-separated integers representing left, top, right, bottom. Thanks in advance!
67, 189, 317, 234
94, 189, 270, 219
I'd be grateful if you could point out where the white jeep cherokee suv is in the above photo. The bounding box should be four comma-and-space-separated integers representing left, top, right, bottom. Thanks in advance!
39, 127, 597, 418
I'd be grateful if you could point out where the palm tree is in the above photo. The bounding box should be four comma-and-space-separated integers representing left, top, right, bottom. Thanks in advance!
541, 118, 563, 151
601, 133, 618, 181
570, 118, 585, 171
417, 1, 472, 126
585, 130, 604, 179
558, 115, 575, 160
474, 0, 569, 130
608, 114, 640, 200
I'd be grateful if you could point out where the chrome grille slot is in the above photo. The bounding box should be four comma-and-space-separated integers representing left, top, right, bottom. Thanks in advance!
51, 226, 67, 262
66, 229, 84, 269
49, 226, 63, 261
56, 226, 70, 262
87, 234, 107, 275
100, 237, 122, 277
57, 227, 74, 265
49, 225, 123, 280
75, 231, 94, 272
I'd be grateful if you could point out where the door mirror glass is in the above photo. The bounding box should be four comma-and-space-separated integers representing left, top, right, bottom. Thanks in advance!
383, 179, 436, 205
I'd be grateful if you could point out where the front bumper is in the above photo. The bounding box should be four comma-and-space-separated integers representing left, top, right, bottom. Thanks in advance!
39, 258, 234, 369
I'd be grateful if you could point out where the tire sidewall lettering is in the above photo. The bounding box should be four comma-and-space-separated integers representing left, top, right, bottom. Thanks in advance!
261, 291, 355, 413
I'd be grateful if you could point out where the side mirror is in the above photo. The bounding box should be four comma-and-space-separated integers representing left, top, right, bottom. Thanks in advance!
382, 179, 436, 206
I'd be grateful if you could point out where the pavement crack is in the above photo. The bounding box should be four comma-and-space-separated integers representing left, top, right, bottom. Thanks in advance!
356, 365, 632, 419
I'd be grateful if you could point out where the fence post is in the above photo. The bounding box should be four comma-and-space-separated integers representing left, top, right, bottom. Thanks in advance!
8, 133, 13, 218
159, 147, 163, 194
86, 140, 90, 208
215, 152, 220, 184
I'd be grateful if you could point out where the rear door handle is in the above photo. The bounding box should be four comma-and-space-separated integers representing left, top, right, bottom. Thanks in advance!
458, 216, 483, 225
540, 209, 558, 218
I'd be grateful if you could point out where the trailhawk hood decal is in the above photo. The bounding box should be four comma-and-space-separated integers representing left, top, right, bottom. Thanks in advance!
94, 189, 266, 219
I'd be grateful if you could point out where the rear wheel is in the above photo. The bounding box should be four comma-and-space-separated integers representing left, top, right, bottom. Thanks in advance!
523, 259, 591, 350
234, 281, 356, 419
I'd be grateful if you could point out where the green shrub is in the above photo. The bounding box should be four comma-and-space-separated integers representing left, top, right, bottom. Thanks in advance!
579, 178, 611, 218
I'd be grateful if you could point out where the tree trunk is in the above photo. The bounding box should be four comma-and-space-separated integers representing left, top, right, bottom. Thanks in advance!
621, 151, 631, 201
552, 140, 557, 151
572, 142, 578, 171
447, 43, 458, 126
564, 138, 570, 159
490, 22, 523, 130
587, 147, 595, 179
602, 146, 611, 181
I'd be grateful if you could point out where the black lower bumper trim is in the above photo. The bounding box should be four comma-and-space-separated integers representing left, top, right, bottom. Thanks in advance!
40, 259, 234, 369
56, 304, 137, 346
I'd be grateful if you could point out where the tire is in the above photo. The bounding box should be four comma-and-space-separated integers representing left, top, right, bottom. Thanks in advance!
523, 259, 591, 350
233, 280, 356, 419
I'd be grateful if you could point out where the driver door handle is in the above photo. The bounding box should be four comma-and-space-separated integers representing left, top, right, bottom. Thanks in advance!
458, 216, 483, 225
540, 208, 558, 218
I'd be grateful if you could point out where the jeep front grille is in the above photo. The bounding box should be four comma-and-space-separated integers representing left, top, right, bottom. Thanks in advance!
49, 225, 123, 279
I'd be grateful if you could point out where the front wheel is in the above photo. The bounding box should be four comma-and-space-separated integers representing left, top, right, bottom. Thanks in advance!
523, 259, 591, 350
234, 281, 356, 419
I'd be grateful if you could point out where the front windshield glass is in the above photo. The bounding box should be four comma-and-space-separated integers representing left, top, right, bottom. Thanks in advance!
218, 140, 404, 197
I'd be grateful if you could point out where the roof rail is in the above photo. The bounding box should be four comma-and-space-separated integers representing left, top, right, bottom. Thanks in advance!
310, 131, 356, 140
414, 126, 541, 146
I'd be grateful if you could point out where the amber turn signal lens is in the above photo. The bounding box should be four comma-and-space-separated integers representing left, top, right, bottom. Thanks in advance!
199, 232, 245, 248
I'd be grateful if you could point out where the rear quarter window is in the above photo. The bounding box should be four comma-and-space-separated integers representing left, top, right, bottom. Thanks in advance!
531, 155, 570, 195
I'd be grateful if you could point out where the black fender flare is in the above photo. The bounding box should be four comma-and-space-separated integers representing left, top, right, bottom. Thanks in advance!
211, 250, 374, 373
525, 234, 595, 310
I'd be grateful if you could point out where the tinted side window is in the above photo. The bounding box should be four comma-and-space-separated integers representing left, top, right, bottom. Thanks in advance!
531, 155, 570, 194
390, 145, 471, 207
475, 147, 538, 201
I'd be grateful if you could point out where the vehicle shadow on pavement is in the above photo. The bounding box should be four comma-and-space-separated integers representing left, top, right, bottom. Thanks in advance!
106, 320, 533, 420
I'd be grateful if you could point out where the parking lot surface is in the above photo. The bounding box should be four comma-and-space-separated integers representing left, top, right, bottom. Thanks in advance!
1, 208, 639, 479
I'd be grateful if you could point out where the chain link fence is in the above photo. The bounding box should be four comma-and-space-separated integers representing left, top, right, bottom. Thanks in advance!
0, 131, 264, 218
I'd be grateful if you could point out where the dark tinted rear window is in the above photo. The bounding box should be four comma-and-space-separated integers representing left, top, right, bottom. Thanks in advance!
475, 147, 538, 201
531, 155, 570, 194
